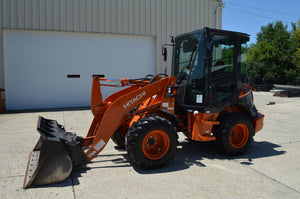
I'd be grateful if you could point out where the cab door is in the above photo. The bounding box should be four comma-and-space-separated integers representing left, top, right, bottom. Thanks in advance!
208, 34, 239, 105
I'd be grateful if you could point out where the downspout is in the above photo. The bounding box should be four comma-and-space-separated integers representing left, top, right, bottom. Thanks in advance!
215, 0, 225, 29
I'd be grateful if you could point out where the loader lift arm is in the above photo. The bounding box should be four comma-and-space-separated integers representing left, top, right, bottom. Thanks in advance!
83, 75, 175, 161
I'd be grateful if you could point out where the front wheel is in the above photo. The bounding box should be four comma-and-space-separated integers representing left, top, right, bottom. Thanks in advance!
215, 113, 254, 156
125, 116, 178, 168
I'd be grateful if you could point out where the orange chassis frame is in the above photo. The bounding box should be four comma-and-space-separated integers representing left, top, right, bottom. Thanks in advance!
81, 76, 264, 162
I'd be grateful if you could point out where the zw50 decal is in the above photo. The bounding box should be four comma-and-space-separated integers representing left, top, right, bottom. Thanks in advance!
123, 91, 146, 109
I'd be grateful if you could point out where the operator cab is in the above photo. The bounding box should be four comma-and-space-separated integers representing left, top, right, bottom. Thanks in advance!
168, 27, 249, 114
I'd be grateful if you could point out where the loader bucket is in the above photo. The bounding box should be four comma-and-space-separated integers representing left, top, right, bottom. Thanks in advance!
23, 116, 88, 189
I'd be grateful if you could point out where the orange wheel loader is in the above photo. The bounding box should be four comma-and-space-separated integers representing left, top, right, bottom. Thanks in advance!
23, 27, 264, 188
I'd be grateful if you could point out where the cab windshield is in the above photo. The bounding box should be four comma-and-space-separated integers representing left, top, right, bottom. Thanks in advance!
171, 32, 205, 83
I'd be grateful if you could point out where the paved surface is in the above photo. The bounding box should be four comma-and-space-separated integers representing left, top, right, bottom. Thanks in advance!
0, 92, 300, 199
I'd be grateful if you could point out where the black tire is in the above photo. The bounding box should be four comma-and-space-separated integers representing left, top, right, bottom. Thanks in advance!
215, 113, 254, 156
125, 116, 178, 168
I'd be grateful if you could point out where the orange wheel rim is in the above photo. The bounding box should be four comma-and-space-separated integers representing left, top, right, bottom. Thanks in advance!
142, 130, 170, 160
230, 124, 249, 149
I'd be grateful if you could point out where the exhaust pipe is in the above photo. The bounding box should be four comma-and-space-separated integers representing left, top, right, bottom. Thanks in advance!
23, 116, 88, 188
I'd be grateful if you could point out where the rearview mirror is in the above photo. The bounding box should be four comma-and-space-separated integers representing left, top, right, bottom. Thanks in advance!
162, 47, 167, 62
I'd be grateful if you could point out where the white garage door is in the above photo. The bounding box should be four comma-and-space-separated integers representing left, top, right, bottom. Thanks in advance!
4, 30, 156, 110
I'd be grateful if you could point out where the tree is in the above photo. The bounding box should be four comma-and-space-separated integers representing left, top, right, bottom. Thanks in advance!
247, 21, 299, 84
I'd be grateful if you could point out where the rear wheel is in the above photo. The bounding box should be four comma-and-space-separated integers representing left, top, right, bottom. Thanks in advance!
215, 113, 254, 155
125, 116, 177, 168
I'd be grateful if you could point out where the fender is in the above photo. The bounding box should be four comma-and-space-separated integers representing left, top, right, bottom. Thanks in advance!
151, 108, 179, 127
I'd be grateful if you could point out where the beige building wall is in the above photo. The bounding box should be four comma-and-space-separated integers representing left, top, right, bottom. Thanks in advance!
0, 0, 223, 97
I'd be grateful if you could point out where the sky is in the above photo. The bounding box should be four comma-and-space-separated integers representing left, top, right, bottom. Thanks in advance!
222, 0, 300, 44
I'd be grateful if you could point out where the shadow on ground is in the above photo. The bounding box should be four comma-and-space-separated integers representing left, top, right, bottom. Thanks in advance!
85, 139, 285, 175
